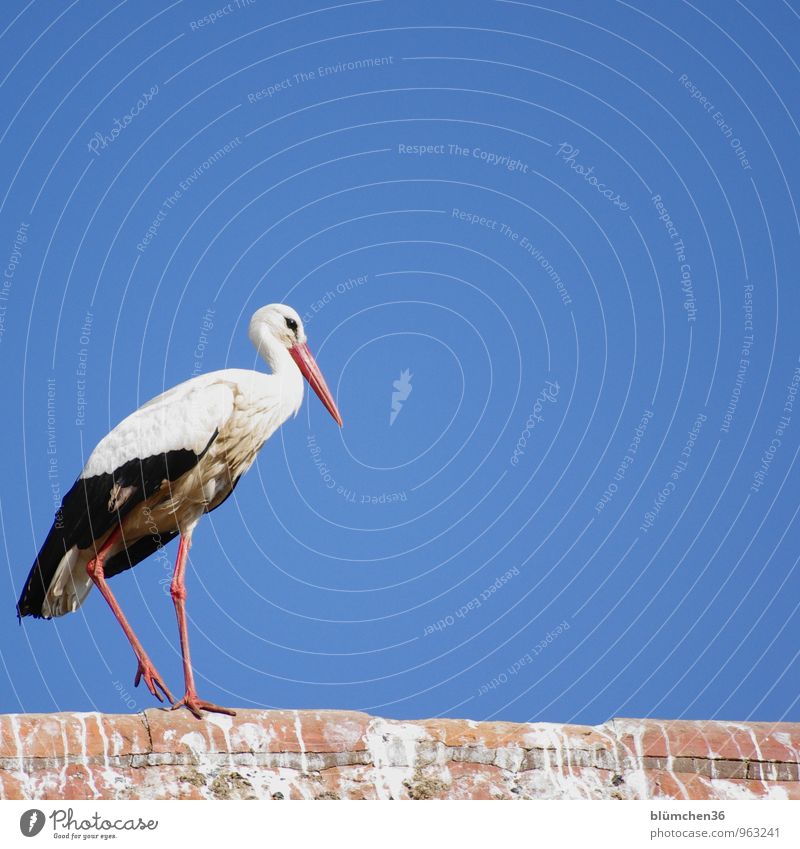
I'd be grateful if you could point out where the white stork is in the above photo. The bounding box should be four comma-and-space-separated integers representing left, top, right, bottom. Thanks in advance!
17, 304, 342, 718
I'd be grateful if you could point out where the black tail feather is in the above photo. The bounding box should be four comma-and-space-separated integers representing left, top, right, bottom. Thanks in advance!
17, 518, 71, 620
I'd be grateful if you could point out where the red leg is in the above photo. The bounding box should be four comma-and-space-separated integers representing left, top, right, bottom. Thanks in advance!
86, 527, 174, 704
169, 534, 235, 719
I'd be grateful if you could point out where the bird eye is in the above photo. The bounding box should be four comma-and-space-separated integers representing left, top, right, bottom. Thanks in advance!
285, 317, 298, 334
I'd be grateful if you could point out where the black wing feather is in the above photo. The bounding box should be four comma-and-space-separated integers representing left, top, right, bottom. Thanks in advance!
104, 530, 180, 579
17, 432, 218, 619
105, 465, 243, 581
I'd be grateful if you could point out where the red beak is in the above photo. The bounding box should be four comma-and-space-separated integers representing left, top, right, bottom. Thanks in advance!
289, 342, 343, 427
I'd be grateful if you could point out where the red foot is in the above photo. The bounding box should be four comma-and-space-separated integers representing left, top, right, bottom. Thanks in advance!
172, 692, 236, 719
134, 658, 174, 704
171, 692, 237, 720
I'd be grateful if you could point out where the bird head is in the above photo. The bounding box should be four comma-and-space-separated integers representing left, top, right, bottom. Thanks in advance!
249, 303, 307, 347
249, 304, 343, 427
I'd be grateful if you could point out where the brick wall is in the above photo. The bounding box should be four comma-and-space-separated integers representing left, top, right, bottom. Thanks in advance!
1, 710, 797, 800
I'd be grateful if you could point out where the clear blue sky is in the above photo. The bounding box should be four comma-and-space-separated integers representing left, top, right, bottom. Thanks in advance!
0, 0, 798, 725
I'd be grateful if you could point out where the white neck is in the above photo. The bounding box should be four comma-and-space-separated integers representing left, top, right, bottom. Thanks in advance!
249, 324, 304, 420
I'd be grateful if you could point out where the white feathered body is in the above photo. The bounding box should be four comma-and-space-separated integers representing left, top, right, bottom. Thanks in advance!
41, 365, 304, 617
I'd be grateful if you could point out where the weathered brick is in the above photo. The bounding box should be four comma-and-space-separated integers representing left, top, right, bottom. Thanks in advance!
0, 710, 797, 800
